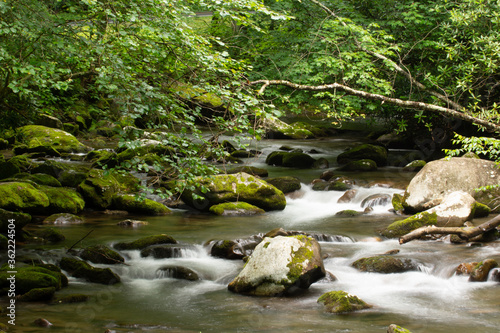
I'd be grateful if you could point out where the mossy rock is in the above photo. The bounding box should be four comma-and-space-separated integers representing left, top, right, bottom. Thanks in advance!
381, 212, 438, 238
87, 150, 118, 169
209, 202, 265, 216
0, 181, 50, 213
78, 169, 140, 209
317, 290, 372, 314
472, 202, 491, 218
17, 286, 56, 302
282, 152, 317, 169
265, 176, 301, 194
35, 228, 66, 243
32, 160, 90, 187
37, 114, 63, 129
352, 255, 418, 273
59, 257, 120, 285
469, 259, 498, 282
403, 160, 426, 172
11, 173, 62, 187
112, 194, 171, 216
0, 155, 35, 180
0, 208, 32, 233
0, 266, 66, 295
289, 121, 328, 137
312, 180, 352, 192
337, 144, 388, 167
387, 324, 413, 333
157, 266, 200, 281
335, 210, 362, 217
262, 116, 315, 139
392, 193, 405, 213
43, 213, 85, 225
39, 185, 85, 214
210, 240, 244, 260
227, 166, 268, 178
337, 159, 378, 172
15, 125, 90, 155
79, 245, 125, 265
265, 151, 288, 166
181, 172, 286, 212
114, 234, 178, 251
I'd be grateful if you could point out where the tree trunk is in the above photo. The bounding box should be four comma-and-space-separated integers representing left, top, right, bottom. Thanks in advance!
399, 214, 500, 244
249, 79, 500, 133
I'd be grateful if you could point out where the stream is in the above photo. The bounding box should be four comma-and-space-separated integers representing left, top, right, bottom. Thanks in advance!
5, 135, 500, 332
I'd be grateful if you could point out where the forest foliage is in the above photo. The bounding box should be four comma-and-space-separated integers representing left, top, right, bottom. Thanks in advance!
1, 0, 499, 184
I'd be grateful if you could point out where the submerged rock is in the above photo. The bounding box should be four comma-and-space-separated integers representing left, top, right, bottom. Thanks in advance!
352, 255, 418, 273
469, 259, 498, 282
181, 172, 286, 212
157, 266, 200, 281
403, 157, 500, 212
209, 201, 265, 216
43, 213, 85, 224
59, 257, 120, 285
18, 287, 56, 302
337, 159, 378, 172
228, 235, 325, 296
114, 234, 177, 251
79, 245, 125, 265
317, 290, 372, 314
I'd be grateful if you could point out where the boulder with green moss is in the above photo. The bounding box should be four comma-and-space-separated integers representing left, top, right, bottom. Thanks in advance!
472, 202, 491, 218
0, 155, 35, 180
181, 172, 286, 212
113, 234, 177, 251
262, 116, 315, 139
209, 202, 265, 216
78, 169, 140, 209
387, 324, 413, 333
32, 160, 90, 188
337, 144, 388, 167
0, 266, 66, 296
59, 257, 120, 285
14, 125, 90, 156
352, 255, 418, 273
79, 245, 125, 265
402, 160, 426, 172
317, 290, 372, 314
265, 151, 288, 166
0, 208, 31, 233
0, 181, 50, 213
112, 194, 171, 216
228, 235, 325, 296
469, 259, 498, 282
265, 176, 301, 194
11, 173, 62, 187
381, 212, 438, 238
39, 186, 85, 214
17, 286, 56, 302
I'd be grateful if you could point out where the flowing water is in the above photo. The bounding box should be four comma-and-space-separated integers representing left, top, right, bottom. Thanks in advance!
4, 136, 500, 332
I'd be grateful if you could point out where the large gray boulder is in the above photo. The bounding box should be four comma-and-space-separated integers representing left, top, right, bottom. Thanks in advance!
227, 235, 325, 296
403, 158, 500, 212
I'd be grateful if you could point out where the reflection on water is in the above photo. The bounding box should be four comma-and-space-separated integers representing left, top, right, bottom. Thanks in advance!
5, 137, 500, 332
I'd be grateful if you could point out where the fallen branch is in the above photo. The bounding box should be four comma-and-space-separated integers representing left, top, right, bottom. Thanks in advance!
399, 214, 500, 244
250, 79, 500, 133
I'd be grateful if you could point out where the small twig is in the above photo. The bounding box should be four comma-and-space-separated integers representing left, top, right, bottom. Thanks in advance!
66, 229, 94, 254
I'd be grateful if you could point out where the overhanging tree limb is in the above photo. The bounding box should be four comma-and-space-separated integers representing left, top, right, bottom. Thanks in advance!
250, 79, 500, 133
399, 214, 500, 244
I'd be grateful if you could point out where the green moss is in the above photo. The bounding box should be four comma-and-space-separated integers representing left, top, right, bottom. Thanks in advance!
78, 169, 140, 209
392, 193, 405, 212
472, 202, 491, 218
286, 236, 314, 282
112, 194, 171, 216
59, 257, 120, 285
16, 125, 90, 155
352, 256, 417, 273
171, 81, 224, 108
335, 210, 362, 217
0, 155, 35, 180
317, 290, 372, 314
209, 201, 265, 216
36, 228, 66, 243
0, 208, 32, 233
381, 212, 438, 238
80, 245, 125, 264
265, 176, 301, 194
17, 286, 56, 302
388, 324, 413, 333
12, 173, 62, 187
39, 185, 85, 214
0, 181, 50, 213
337, 144, 388, 167
114, 234, 177, 251
0, 266, 65, 295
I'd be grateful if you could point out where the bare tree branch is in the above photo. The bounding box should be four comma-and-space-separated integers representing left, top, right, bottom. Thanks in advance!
399, 214, 500, 244
250, 79, 500, 132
